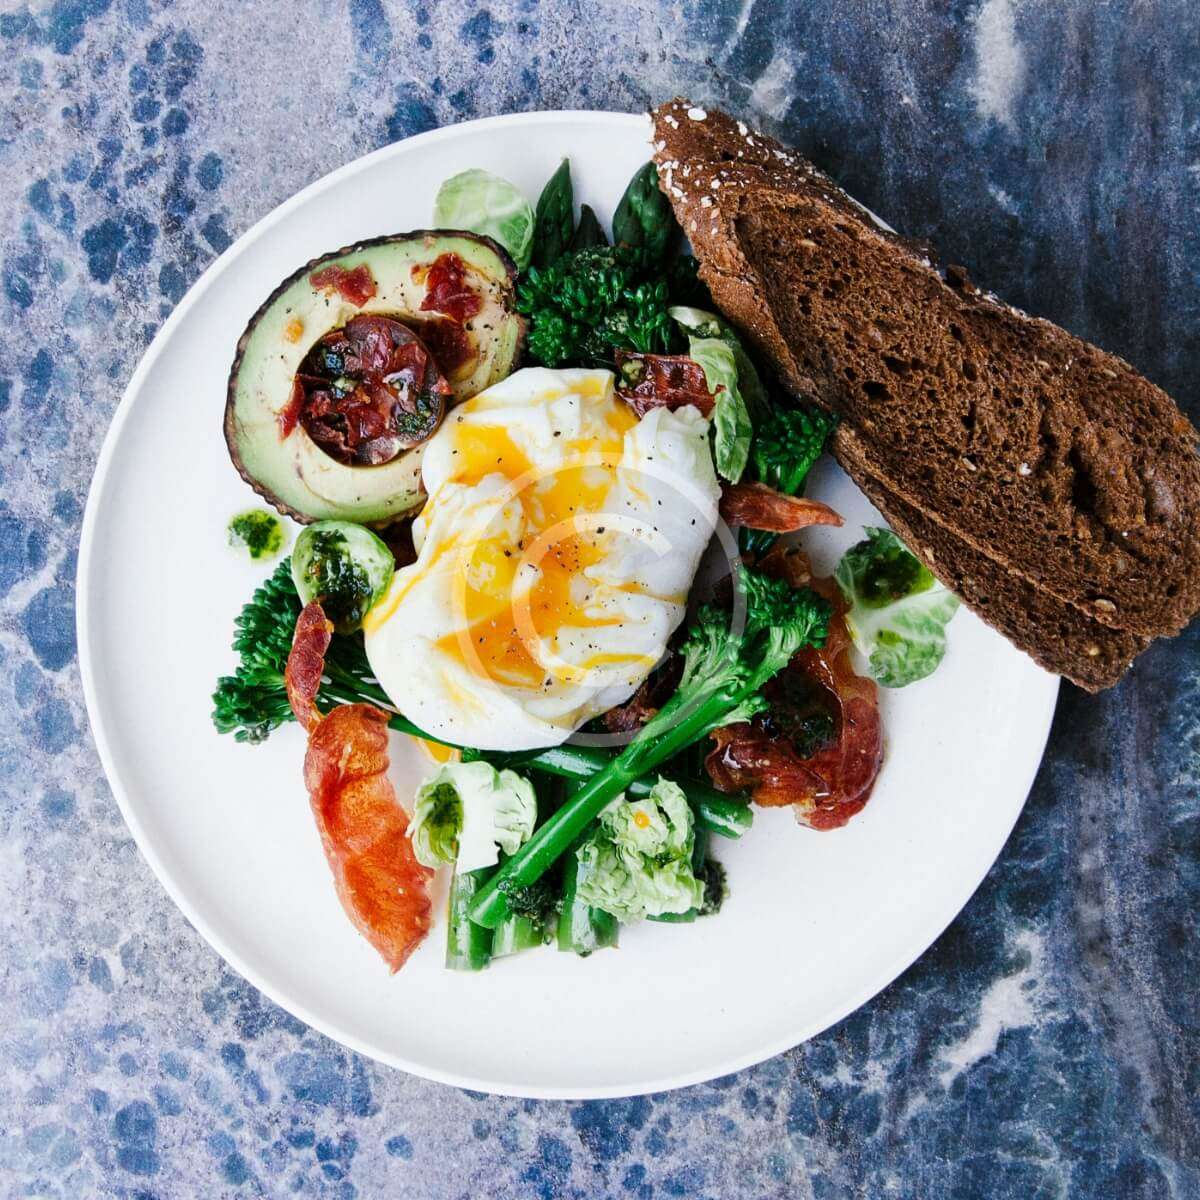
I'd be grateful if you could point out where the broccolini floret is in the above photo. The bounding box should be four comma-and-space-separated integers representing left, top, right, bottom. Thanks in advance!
211, 559, 387, 743
751, 404, 838, 496
517, 245, 674, 367
211, 560, 303, 743
742, 404, 839, 556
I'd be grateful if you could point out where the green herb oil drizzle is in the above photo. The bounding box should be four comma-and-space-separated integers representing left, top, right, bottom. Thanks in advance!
228, 510, 285, 561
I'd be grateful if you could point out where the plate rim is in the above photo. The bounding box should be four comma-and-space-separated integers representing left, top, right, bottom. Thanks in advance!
76, 109, 1060, 1100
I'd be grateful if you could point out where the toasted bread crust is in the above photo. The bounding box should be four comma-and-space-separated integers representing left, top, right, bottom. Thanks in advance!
651, 99, 1200, 685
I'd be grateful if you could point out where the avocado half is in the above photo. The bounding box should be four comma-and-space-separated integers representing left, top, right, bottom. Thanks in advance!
225, 231, 524, 524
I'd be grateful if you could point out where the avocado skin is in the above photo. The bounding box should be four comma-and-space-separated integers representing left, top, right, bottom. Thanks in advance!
225, 230, 526, 526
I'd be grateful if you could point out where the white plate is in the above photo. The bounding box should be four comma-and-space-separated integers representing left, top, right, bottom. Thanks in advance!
77, 112, 1059, 1099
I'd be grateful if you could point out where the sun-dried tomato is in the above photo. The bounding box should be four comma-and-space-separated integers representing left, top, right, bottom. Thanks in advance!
705, 546, 883, 830
614, 351, 716, 417
296, 316, 449, 465
309, 263, 377, 307
419, 253, 483, 324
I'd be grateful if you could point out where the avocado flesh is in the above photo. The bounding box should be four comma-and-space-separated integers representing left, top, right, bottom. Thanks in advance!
226, 232, 523, 524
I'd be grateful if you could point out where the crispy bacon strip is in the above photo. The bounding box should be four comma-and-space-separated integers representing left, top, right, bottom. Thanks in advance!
418, 316, 475, 375
304, 704, 432, 971
285, 604, 432, 968
286, 602, 333, 733
602, 656, 683, 736
720, 480, 842, 532
602, 680, 659, 734
705, 546, 883, 830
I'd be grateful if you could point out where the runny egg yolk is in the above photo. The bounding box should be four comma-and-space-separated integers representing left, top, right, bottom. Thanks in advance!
432, 402, 641, 688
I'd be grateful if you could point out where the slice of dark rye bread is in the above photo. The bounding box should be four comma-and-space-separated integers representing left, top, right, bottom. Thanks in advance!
650, 99, 1200, 648
715, 165, 1196, 636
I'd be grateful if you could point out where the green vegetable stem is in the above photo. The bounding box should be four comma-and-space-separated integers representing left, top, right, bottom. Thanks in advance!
556, 779, 619, 956
557, 836, 620, 955
445, 867, 495, 971
504, 740, 753, 841
490, 861, 557, 957
518, 161, 692, 369
490, 910, 550, 957
569, 204, 608, 251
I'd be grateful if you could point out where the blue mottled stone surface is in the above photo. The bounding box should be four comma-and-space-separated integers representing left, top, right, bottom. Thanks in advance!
1, 1, 1197, 1196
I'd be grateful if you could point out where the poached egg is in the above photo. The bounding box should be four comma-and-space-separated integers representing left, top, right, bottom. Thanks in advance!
364, 367, 720, 750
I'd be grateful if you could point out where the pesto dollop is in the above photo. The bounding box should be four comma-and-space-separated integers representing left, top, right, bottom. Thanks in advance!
290, 520, 394, 634
228, 510, 285, 561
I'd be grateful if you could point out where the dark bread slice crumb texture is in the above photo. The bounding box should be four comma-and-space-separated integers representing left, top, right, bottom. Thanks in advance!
831, 421, 1151, 639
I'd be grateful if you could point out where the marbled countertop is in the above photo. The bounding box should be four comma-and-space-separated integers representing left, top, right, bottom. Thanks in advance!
1, 2, 1197, 1196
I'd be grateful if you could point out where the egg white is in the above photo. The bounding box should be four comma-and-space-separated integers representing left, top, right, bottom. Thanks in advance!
364, 367, 720, 751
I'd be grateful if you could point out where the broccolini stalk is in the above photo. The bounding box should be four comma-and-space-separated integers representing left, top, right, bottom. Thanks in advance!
558, 839, 620, 955
497, 742, 753, 841
556, 779, 620, 957
531, 159, 574, 269
611, 162, 675, 268
445, 867, 494, 971
468, 566, 830, 929
490, 864, 557, 957
742, 405, 838, 557
490, 910, 550, 957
